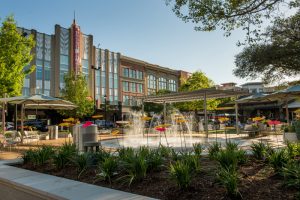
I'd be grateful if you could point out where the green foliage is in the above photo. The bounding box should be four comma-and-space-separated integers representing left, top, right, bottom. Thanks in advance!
157, 144, 172, 158
251, 142, 271, 160
294, 121, 300, 139
53, 143, 77, 170
217, 167, 240, 198
225, 141, 239, 152
208, 142, 221, 159
59, 72, 94, 119
144, 89, 172, 114
71, 153, 90, 179
22, 149, 35, 165
145, 149, 164, 172
34, 145, 55, 166
286, 142, 300, 159
166, 0, 299, 45
97, 156, 118, 184
90, 148, 111, 166
192, 142, 203, 157
180, 152, 201, 173
282, 161, 300, 189
268, 149, 290, 172
174, 71, 220, 111
0, 15, 35, 96
118, 147, 135, 162
118, 152, 148, 186
216, 147, 246, 170
284, 125, 295, 133
234, 11, 300, 82
169, 160, 192, 190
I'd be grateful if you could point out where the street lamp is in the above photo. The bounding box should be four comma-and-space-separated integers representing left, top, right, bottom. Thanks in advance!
91, 65, 101, 114
104, 94, 107, 129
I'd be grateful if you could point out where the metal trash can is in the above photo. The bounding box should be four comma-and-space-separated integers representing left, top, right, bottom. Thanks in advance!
49, 125, 58, 140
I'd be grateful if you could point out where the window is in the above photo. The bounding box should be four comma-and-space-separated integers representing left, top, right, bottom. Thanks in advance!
44, 68, 51, 80
130, 83, 136, 92
147, 75, 156, 89
123, 82, 129, 92
123, 95, 129, 105
168, 79, 177, 92
158, 77, 167, 90
137, 71, 143, 79
60, 55, 69, 65
36, 66, 43, 80
137, 84, 143, 93
123, 68, 129, 77
129, 69, 136, 79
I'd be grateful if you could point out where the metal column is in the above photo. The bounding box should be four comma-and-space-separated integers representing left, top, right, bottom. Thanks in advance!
285, 100, 290, 124
235, 99, 239, 134
1, 93, 6, 134
163, 101, 166, 124
141, 99, 144, 117
204, 92, 208, 138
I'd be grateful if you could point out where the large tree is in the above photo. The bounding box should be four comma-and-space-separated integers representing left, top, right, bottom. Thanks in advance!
175, 71, 221, 111
166, 0, 299, 43
0, 16, 35, 97
60, 72, 94, 119
233, 11, 300, 82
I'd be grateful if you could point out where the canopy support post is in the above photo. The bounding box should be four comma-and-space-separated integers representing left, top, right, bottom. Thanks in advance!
204, 92, 208, 138
141, 99, 144, 117
235, 97, 239, 135
15, 104, 18, 130
2, 93, 6, 134
21, 104, 24, 143
285, 100, 290, 124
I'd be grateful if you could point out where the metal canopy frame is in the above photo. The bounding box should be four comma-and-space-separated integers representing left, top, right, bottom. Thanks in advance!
142, 88, 248, 104
139, 87, 249, 137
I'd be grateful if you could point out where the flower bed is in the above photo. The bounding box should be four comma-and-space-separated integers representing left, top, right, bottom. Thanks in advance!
15, 142, 300, 200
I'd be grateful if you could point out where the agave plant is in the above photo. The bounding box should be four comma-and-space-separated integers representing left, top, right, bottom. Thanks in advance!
53, 143, 77, 170
96, 156, 118, 184
217, 167, 241, 198
225, 141, 239, 152
118, 152, 148, 186
192, 142, 203, 157
181, 152, 201, 173
22, 149, 36, 165
216, 148, 246, 170
282, 161, 300, 189
251, 142, 269, 160
157, 144, 172, 158
32, 145, 55, 166
71, 153, 91, 179
208, 142, 221, 159
169, 160, 192, 190
146, 149, 163, 172
268, 149, 290, 172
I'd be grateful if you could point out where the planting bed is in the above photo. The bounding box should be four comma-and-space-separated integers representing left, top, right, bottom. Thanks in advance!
14, 143, 300, 200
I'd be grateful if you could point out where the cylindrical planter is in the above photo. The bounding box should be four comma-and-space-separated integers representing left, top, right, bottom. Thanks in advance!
283, 132, 299, 143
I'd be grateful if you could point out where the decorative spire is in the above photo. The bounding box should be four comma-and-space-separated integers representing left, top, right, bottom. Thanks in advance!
73, 10, 76, 24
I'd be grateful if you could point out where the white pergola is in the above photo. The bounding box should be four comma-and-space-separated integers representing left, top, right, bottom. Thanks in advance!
139, 87, 249, 136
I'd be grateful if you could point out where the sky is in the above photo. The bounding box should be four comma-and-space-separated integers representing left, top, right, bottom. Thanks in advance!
0, 0, 258, 85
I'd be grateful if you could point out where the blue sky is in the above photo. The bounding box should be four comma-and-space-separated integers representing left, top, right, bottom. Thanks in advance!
1, 0, 255, 85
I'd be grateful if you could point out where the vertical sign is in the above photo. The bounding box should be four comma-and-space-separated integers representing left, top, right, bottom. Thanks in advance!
73, 25, 80, 74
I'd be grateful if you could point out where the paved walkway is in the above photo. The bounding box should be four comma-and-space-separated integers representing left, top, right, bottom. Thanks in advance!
0, 159, 155, 200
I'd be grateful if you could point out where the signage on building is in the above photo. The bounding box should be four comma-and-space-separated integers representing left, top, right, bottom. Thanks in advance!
73, 24, 80, 74
28, 115, 36, 120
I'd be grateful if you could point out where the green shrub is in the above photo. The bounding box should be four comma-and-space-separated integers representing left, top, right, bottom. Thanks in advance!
22, 149, 35, 165
157, 144, 172, 158
208, 142, 221, 159
169, 160, 192, 190
217, 167, 240, 198
286, 142, 300, 158
90, 149, 111, 166
71, 153, 91, 179
282, 161, 300, 189
216, 148, 246, 170
192, 142, 203, 157
146, 149, 163, 172
53, 143, 77, 170
180, 152, 201, 173
97, 156, 118, 184
294, 121, 300, 139
119, 152, 148, 186
225, 141, 239, 152
118, 147, 135, 162
284, 125, 295, 133
31, 145, 54, 166
251, 142, 269, 160
268, 149, 290, 172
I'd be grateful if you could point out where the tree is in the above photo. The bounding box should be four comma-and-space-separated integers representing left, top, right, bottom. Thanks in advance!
233, 11, 300, 82
59, 72, 94, 119
166, 0, 299, 44
0, 16, 35, 97
174, 71, 221, 111
144, 89, 172, 114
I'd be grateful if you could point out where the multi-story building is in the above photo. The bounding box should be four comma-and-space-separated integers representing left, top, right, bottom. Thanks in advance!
18, 20, 189, 118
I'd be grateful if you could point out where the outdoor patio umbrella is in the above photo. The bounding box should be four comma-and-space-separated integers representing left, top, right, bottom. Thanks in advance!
0, 94, 76, 136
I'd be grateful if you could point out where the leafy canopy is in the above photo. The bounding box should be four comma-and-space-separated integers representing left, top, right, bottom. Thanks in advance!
0, 15, 35, 97
233, 11, 300, 83
59, 72, 94, 119
175, 71, 221, 111
166, 0, 300, 44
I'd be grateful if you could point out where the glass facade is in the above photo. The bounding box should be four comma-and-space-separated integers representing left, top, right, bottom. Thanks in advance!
35, 33, 52, 95
147, 75, 156, 95
82, 35, 89, 79
158, 77, 167, 90
59, 27, 69, 91
108, 52, 119, 105
122, 67, 143, 80
168, 79, 177, 92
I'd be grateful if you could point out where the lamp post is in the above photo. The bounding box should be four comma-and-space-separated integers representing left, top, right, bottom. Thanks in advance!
104, 94, 107, 129
91, 65, 101, 114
